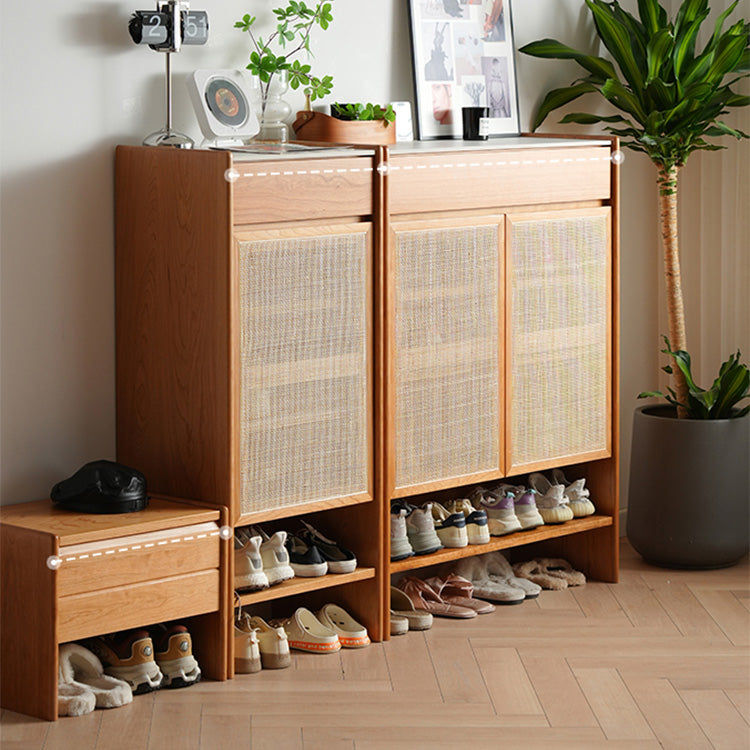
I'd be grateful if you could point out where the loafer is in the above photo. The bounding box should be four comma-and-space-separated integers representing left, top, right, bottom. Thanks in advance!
316, 604, 370, 648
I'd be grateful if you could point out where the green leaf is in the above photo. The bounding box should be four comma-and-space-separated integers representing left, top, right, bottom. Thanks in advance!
646, 27, 674, 82
637, 0, 669, 36
531, 82, 599, 130
519, 38, 617, 81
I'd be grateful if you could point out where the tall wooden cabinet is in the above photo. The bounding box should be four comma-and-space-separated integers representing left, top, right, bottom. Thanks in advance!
115, 135, 619, 655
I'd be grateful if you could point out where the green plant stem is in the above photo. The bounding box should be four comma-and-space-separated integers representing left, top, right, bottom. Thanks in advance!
657, 164, 688, 416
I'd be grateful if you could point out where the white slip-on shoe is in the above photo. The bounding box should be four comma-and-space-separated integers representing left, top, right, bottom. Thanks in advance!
234, 532, 270, 591
273, 607, 341, 654
316, 604, 370, 648
528, 473, 574, 524
246, 615, 291, 669
251, 527, 295, 585
551, 468, 596, 517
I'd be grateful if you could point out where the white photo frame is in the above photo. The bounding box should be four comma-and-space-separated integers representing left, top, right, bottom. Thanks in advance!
407, 0, 520, 139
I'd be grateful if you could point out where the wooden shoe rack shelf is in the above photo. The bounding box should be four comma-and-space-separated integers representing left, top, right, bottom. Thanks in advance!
0, 135, 619, 720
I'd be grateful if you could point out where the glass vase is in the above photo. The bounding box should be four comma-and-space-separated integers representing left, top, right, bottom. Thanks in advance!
252, 70, 292, 143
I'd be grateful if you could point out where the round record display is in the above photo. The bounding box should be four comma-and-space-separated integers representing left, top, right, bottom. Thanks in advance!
205, 78, 247, 127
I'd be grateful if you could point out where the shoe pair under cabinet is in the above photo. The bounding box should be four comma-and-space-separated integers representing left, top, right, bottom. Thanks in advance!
4, 137, 623, 721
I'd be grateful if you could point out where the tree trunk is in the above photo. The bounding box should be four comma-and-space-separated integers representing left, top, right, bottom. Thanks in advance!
657, 164, 688, 416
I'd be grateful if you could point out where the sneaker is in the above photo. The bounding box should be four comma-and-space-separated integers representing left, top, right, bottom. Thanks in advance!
273, 607, 341, 654
83, 630, 163, 694
444, 498, 491, 545
297, 520, 357, 573
244, 614, 291, 669
250, 527, 295, 585
285, 533, 328, 577
234, 531, 269, 591
397, 500, 442, 555
234, 613, 262, 674
493, 484, 545, 530
551, 468, 596, 517
390, 506, 415, 561
151, 623, 201, 688
528, 473, 574, 524
430, 502, 468, 548
470, 486, 522, 536
316, 604, 370, 648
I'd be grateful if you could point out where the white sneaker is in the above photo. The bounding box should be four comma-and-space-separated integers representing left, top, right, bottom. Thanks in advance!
251, 527, 295, 585
469, 486, 523, 536
390, 507, 414, 561
401, 501, 442, 555
430, 502, 468, 548
245, 615, 291, 669
234, 613, 261, 673
234, 532, 269, 591
444, 498, 491, 545
528, 473, 574, 524
551, 468, 596, 517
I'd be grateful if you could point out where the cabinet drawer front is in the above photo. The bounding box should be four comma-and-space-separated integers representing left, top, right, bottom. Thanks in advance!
58, 570, 220, 643
389, 147, 611, 214
232, 158, 374, 224
57, 522, 221, 597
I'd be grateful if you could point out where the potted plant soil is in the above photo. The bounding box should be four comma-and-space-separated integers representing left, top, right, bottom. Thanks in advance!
293, 102, 397, 145
521, 0, 750, 568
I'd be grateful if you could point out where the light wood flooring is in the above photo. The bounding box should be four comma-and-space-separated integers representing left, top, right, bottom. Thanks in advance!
2, 540, 748, 750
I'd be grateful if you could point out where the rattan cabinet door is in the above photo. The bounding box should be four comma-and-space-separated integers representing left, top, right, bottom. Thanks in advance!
390, 218, 504, 496
235, 224, 373, 517
506, 209, 612, 474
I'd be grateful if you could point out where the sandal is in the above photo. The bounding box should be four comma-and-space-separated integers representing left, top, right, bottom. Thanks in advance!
424, 574, 495, 614
513, 558, 586, 589
390, 586, 433, 631
397, 577, 477, 618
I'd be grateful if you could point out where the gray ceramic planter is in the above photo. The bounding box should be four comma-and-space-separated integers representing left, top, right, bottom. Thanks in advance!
627, 405, 749, 568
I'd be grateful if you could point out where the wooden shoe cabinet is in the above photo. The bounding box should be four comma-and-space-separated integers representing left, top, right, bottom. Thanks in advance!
0, 497, 230, 720
46, 134, 616, 708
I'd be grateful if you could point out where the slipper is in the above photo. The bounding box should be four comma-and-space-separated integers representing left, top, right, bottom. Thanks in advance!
59, 643, 132, 710
513, 558, 586, 589
58, 682, 96, 717
453, 556, 526, 604
390, 586, 433, 631
397, 577, 477, 618
482, 551, 543, 599
424, 574, 496, 614
316, 604, 370, 648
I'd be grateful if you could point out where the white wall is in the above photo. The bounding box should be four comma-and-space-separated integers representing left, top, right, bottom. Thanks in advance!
1, 0, 746, 508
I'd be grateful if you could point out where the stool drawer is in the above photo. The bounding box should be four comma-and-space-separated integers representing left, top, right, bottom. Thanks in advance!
57, 522, 221, 597
58, 569, 220, 642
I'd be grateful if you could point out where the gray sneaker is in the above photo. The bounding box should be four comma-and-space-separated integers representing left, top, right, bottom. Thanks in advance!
402, 501, 442, 555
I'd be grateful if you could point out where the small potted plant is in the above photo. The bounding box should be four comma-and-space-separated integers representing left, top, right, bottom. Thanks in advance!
520, 0, 750, 568
293, 101, 397, 144
234, 1, 334, 141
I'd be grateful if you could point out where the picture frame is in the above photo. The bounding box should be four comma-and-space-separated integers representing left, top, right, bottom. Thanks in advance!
407, 0, 520, 139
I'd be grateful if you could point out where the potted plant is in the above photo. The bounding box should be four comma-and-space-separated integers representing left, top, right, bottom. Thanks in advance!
520, 0, 750, 567
235, 1, 334, 141
293, 101, 397, 144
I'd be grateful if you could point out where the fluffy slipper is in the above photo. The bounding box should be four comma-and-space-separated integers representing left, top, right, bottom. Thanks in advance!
453, 557, 525, 604
482, 551, 542, 598
424, 575, 495, 614
58, 682, 95, 717
390, 586, 433, 630
397, 577, 477, 618
513, 558, 586, 589
59, 643, 133, 709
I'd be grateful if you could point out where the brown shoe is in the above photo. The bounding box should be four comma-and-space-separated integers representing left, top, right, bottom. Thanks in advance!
397, 577, 477, 618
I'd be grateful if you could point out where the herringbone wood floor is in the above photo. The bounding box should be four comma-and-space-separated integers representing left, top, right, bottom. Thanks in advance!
2, 540, 748, 750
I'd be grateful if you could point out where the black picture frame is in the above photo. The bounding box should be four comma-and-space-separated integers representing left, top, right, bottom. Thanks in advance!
407, 0, 520, 139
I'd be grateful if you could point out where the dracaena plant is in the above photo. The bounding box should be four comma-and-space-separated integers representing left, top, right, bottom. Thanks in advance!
520, 0, 749, 417
639, 336, 750, 419
235, 1, 334, 117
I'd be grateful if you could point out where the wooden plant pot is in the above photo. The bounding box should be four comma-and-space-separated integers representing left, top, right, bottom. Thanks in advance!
292, 111, 396, 145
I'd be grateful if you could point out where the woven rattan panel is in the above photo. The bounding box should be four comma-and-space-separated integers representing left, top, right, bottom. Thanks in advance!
394, 224, 500, 490
509, 212, 610, 468
238, 231, 370, 515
